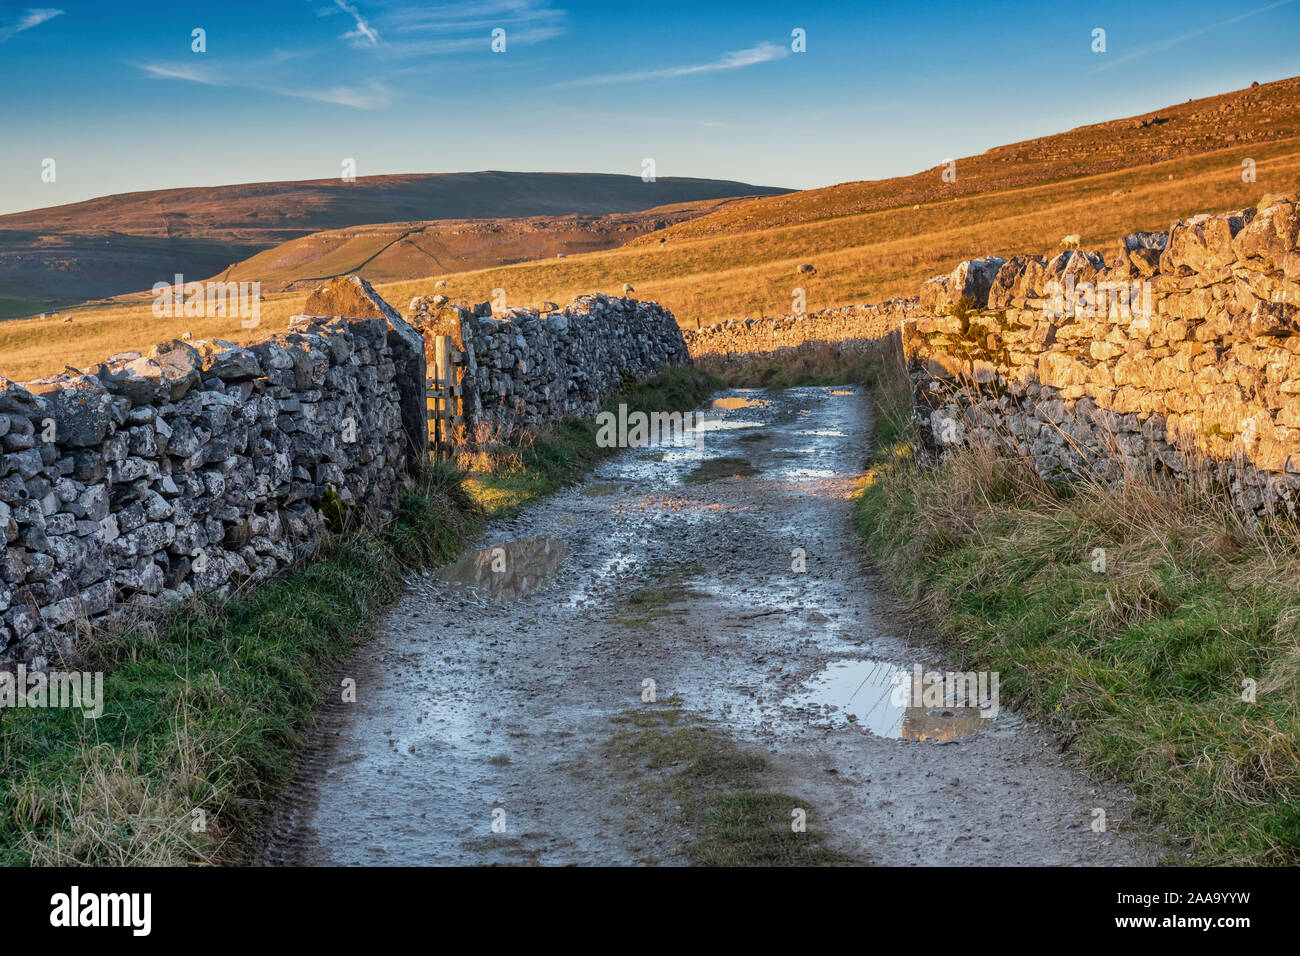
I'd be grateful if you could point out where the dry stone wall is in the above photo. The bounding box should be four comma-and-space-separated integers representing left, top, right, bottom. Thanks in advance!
681, 300, 918, 368
409, 293, 691, 441
0, 305, 418, 665
1, 278, 696, 663
902, 194, 1300, 517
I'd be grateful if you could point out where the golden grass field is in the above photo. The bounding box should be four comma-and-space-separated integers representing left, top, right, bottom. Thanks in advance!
3, 136, 1298, 383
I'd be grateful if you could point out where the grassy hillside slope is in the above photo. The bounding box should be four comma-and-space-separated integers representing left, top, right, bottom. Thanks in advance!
637, 75, 1300, 243
211, 197, 753, 293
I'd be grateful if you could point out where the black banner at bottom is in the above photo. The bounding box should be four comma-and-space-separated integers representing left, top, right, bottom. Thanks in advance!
0, 865, 1275, 942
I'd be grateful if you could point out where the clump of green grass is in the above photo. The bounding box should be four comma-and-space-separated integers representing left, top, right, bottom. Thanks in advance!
854, 375, 1300, 865
607, 705, 855, 866
390, 459, 479, 565
617, 562, 707, 628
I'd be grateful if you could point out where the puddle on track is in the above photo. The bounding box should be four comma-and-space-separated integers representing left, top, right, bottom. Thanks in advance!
712, 396, 771, 411
786, 658, 991, 742
434, 536, 571, 602
580, 482, 631, 498
691, 419, 766, 433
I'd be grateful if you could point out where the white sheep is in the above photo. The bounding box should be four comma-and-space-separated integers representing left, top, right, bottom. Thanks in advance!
1060, 234, 1082, 250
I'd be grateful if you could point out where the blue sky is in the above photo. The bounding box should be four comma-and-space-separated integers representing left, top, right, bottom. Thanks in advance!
0, 0, 1296, 215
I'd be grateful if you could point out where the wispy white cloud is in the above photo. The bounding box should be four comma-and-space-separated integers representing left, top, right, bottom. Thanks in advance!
304, 79, 391, 108
386, 0, 564, 33
139, 62, 393, 109
334, 0, 380, 46
375, 0, 563, 55
315, 0, 563, 52
554, 41, 789, 89
138, 63, 212, 87
138, 1, 565, 110
382, 24, 562, 58
0, 7, 63, 43
1091, 0, 1295, 72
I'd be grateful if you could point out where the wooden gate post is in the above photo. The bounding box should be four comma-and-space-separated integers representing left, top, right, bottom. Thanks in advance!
427, 334, 465, 458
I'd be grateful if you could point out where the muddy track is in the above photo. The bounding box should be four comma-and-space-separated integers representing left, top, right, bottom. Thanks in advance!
257, 386, 1160, 866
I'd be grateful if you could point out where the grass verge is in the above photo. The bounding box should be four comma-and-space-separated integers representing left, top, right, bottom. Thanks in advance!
853, 374, 1300, 865
0, 366, 720, 866
703, 344, 918, 412
606, 703, 855, 866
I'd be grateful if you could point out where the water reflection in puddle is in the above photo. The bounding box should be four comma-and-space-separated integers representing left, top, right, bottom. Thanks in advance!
782, 467, 838, 479
712, 396, 771, 411
692, 419, 765, 433
435, 536, 570, 601
580, 482, 631, 498
789, 659, 990, 742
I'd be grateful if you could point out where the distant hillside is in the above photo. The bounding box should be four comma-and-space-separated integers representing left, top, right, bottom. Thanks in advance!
632, 76, 1300, 245
214, 197, 754, 293
0, 172, 789, 316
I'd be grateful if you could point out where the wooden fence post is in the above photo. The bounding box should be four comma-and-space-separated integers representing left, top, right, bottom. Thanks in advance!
426, 335, 464, 458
